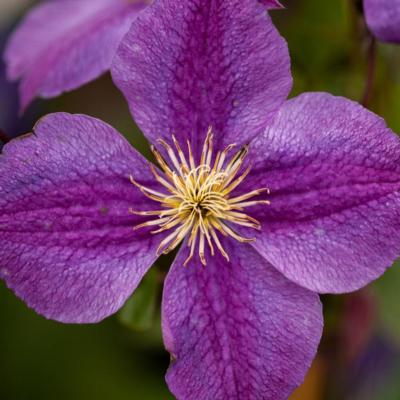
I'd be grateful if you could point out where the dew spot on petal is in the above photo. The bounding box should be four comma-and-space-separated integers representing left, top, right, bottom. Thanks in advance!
99, 206, 109, 216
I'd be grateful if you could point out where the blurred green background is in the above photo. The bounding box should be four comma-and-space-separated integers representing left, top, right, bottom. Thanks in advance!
1, 0, 400, 399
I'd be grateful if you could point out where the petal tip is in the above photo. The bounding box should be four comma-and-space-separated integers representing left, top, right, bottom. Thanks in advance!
259, 0, 285, 10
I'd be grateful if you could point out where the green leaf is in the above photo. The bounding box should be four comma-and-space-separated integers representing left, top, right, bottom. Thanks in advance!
118, 268, 160, 331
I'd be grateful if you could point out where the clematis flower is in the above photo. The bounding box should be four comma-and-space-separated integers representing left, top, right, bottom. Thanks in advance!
364, 0, 400, 43
3, 0, 283, 112
3, 0, 151, 111
1, 1, 400, 399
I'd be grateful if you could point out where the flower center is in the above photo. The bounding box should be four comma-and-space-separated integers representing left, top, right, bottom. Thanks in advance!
129, 128, 269, 266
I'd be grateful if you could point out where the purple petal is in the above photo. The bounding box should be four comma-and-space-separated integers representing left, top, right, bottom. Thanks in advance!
0, 113, 160, 323
162, 239, 323, 400
364, 0, 400, 43
242, 92, 400, 293
258, 0, 285, 9
112, 0, 292, 156
4, 0, 149, 111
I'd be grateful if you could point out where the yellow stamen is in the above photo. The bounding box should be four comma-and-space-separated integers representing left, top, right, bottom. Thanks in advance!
129, 128, 269, 266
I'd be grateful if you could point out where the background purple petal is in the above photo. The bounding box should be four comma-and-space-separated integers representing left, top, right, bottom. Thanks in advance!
0, 113, 161, 323
4, 0, 149, 111
241, 92, 400, 293
112, 0, 292, 156
162, 239, 323, 400
364, 0, 400, 43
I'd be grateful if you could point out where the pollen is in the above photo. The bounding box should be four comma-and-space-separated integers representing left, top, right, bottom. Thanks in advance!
129, 128, 270, 266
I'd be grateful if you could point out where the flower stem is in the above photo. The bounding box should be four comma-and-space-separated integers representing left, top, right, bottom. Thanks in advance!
361, 35, 377, 108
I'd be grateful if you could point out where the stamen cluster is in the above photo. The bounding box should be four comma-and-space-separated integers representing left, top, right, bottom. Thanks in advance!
130, 128, 269, 266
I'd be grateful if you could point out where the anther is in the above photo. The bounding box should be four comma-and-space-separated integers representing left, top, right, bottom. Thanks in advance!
129, 129, 270, 266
